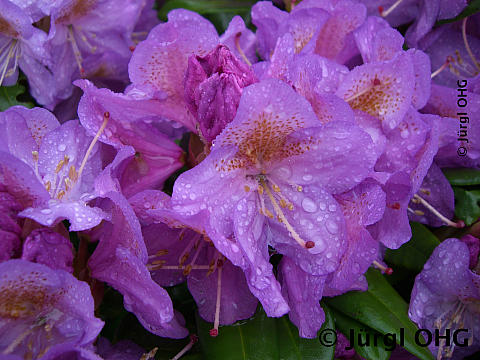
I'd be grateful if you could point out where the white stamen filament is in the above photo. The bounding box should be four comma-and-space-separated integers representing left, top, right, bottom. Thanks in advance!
77, 112, 109, 181
462, 17, 480, 72
260, 178, 307, 248
413, 194, 464, 228
67, 25, 85, 77
0, 40, 18, 86
234, 33, 252, 67
171, 336, 197, 360
2, 326, 34, 354
431, 56, 454, 79
380, 0, 405, 18
211, 264, 223, 337
344, 79, 380, 103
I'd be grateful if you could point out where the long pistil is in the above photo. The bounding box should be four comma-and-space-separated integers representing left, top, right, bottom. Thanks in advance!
260, 179, 311, 249
209, 263, 223, 337
378, 0, 405, 18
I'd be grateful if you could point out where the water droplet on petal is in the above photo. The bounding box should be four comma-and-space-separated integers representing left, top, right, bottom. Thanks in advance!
302, 197, 317, 213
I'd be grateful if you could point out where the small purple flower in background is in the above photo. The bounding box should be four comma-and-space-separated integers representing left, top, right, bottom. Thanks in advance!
0, 259, 104, 358
409, 236, 480, 360
0, 0, 53, 103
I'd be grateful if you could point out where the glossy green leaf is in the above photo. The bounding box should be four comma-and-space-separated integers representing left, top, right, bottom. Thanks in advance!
453, 187, 480, 226
276, 304, 335, 360
443, 168, 480, 186
196, 308, 279, 360
436, 0, 480, 24
0, 83, 34, 111
196, 305, 335, 360
384, 222, 440, 273
325, 269, 434, 360
332, 310, 391, 360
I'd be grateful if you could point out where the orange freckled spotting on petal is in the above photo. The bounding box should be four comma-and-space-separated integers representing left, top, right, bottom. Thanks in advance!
291, 26, 314, 54
0, 16, 18, 37
0, 272, 62, 319
346, 75, 402, 121
56, 0, 97, 24
215, 110, 316, 171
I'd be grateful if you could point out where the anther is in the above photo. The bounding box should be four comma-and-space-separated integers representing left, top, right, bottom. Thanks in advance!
373, 260, 393, 275
431, 56, 454, 79
296, 186, 303, 192
32, 151, 39, 162
305, 241, 315, 249
244, 185, 250, 192
379, 0, 405, 18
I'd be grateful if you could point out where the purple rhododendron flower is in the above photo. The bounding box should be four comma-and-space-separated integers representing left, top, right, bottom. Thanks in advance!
0, 0, 52, 105
171, 78, 377, 316
0, 106, 110, 231
0, 259, 104, 358
76, 79, 185, 198
88, 191, 188, 338
21, 228, 74, 272
129, 189, 258, 335
409, 237, 480, 359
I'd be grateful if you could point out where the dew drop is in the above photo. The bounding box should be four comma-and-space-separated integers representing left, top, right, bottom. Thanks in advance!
57, 144, 66, 151
301, 197, 317, 213
326, 219, 338, 234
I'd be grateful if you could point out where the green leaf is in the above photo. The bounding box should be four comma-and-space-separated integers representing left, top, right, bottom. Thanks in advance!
196, 308, 279, 360
0, 83, 34, 111
331, 310, 391, 360
436, 0, 480, 24
384, 222, 440, 273
325, 269, 434, 360
276, 304, 335, 360
196, 305, 335, 360
453, 187, 480, 226
443, 168, 480, 186
158, 0, 255, 32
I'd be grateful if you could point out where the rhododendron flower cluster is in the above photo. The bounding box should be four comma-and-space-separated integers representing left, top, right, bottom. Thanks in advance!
1, 0, 479, 359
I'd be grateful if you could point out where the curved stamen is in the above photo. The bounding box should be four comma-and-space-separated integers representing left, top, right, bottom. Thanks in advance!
413, 194, 464, 228
379, 0, 405, 18
67, 25, 85, 77
209, 263, 223, 337
260, 178, 308, 248
234, 32, 252, 66
462, 17, 480, 72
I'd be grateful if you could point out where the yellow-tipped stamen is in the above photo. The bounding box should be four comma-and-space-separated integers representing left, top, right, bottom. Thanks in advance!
462, 17, 480, 72
379, 0, 405, 18
45, 181, 51, 192
244, 185, 250, 192
177, 236, 198, 266
3, 326, 34, 354
234, 32, 252, 66
413, 194, 464, 228
184, 242, 205, 276
77, 112, 110, 182
140, 347, 158, 360
260, 179, 307, 248
0, 41, 18, 86
67, 25, 85, 77
148, 249, 169, 259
